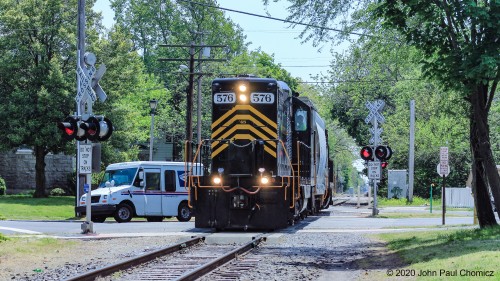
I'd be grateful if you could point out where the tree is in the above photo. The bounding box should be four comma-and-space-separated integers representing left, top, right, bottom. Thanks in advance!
90, 25, 166, 166
376, 0, 499, 227
0, 0, 94, 197
270, 0, 499, 227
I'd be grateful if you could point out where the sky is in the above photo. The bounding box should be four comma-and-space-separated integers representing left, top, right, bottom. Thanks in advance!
93, 0, 344, 81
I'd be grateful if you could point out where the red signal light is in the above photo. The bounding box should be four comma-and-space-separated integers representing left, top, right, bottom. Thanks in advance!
80, 116, 113, 142
64, 127, 74, 135
360, 146, 374, 161
375, 145, 393, 161
381, 162, 388, 169
57, 116, 78, 141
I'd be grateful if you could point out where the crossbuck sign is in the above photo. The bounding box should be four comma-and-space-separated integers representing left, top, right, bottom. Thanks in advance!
365, 100, 385, 124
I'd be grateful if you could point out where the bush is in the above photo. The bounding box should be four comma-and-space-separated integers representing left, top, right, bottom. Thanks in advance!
49, 187, 67, 197
0, 177, 6, 195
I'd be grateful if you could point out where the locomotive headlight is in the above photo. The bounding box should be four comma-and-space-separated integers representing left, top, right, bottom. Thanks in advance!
260, 177, 270, 185
258, 168, 269, 185
239, 94, 248, 102
213, 176, 222, 185
238, 84, 247, 92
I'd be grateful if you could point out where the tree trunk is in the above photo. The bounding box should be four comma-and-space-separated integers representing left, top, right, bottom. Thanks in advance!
33, 145, 48, 198
470, 87, 498, 227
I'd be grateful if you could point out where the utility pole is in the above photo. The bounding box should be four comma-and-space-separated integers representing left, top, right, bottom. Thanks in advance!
158, 42, 226, 162
408, 100, 415, 202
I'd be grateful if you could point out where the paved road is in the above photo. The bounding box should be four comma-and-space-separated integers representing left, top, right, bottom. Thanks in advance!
0, 205, 477, 238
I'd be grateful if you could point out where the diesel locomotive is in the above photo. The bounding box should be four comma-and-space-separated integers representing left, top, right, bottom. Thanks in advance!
186, 76, 333, 230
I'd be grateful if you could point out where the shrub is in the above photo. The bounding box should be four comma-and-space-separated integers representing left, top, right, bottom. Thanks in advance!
0, 177, 6, 195
49, 187, 66, 197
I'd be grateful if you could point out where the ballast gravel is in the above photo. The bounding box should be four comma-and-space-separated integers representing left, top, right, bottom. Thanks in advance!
1, 231, 387, 281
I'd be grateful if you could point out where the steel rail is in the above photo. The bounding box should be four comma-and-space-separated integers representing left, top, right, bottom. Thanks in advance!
175, 235, 267, 281
64, 236, 205, 281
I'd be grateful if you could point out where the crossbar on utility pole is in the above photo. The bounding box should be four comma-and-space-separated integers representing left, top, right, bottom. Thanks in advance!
159, 41, 227, 163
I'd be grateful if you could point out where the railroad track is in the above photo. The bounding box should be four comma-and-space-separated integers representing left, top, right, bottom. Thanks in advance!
64, 235, 266, 281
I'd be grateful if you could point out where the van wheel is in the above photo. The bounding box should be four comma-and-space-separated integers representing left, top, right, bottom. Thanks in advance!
146, 216, 163, 222
114, 203, 133, 223
176, 202, 192, 222
92, 216, 106, 223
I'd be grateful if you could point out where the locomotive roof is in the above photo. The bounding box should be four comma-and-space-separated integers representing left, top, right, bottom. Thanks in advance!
296, 96, 318, 111
212, 77, 291, 92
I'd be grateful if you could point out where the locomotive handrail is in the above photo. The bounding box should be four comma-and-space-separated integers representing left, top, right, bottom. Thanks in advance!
295, 141, 311, 209
186, 138, 295, 201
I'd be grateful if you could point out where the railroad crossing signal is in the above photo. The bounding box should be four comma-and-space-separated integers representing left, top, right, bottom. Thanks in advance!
58, 116, 85, 141
365, 100, 385, 124
75, 52, 107, 106
360, 146, 374, 161
58, 116, 113, 142
374, 145, 392, 161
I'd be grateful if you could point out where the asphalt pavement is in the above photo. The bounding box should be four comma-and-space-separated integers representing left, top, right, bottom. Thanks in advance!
0, 202, 479, 239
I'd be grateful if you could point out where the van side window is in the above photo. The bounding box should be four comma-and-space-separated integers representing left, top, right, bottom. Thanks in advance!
146, 172, 160, 191
165, 170, 176, 192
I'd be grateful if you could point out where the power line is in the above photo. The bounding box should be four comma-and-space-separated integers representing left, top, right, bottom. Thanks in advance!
177, 0, 375, 38
298, 78, 424, 84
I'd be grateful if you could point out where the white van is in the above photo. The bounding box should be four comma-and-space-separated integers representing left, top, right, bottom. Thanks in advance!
76, 161, 201, 223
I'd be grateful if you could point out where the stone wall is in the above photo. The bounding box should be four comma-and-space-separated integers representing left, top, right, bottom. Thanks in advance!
0, 149, 74, 194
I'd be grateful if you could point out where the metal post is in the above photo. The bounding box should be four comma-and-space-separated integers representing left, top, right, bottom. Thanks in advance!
408, 100, 415, 202
372, 119, 379, 216
430, 183, 433, 213
149, 112, 155, 161
442, 175, 446, 225
78, 0, 93, 234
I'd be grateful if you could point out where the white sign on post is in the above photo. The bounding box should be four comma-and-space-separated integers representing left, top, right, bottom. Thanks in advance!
437, 163, 450, 177
368, 162, 381, 180
79, 144, 92, 174
439, 147, 449, 176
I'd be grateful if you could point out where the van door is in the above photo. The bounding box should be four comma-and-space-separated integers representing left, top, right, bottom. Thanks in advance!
143, 168, 162, 216
161, 169, 180, 216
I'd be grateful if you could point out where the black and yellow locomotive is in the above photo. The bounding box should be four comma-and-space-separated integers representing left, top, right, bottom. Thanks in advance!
186, 76, 333, 230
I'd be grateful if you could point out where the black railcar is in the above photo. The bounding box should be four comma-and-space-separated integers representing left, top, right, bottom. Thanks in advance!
186, 76, 333, 230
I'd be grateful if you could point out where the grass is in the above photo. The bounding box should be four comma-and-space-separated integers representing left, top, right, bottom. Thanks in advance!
373, 226, 500, 280
0, 195, 76, 220
378, 196, 435, 207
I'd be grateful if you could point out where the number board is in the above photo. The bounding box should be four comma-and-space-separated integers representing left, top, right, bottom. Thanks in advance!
250, 92, 274, 104
214, 93, 236, 104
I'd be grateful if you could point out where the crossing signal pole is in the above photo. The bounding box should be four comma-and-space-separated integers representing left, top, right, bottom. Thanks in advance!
363, 100, 389, 216
62, 0, 111, 234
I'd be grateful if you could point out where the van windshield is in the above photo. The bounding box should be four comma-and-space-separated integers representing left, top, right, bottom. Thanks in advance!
99, 168, 138, 188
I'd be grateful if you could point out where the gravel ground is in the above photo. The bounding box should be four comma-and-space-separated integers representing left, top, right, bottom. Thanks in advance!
202, 232, 387, 281
1, 206, 405, 280
1, 231, 397, 281
1, 236, 187, 281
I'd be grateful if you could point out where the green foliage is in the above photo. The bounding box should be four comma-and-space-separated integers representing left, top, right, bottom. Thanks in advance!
0, 0, 101, 196
49, 188, 66, 197
0, 177, 6, 195
0, 233, 8, 242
